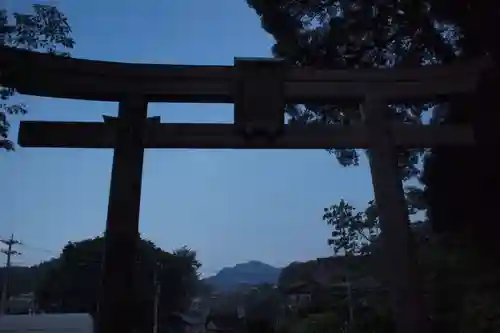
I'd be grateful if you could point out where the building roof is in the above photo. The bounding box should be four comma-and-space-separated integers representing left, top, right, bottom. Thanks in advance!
283, 281, 316, 294
0, 313, 93, 331
206, 312, 244, 331
170, 312, 206, 326
284, 273, 382, 295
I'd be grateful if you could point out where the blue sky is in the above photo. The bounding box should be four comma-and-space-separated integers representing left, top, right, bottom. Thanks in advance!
0, 0, 374, 276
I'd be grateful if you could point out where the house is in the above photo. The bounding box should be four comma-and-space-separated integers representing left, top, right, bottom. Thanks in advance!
205, 311, 245, 333
282, 259, 338, 310
5, 292, 36, 314
163, 297, 211, 333
282, 256, 383, 312
167, 311, 208, 333
282, 281, 313, 308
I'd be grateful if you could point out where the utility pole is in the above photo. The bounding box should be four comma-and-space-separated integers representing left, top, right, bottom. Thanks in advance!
345, 272, 355, 332
152, 262, 162, 333
1, 234, 21, 315
332, 278, 355, 332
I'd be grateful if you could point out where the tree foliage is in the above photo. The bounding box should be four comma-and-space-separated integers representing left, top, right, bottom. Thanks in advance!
247, 3, 500, 329
244, 283, 283, 322
320, 197, 500, 332
323, 199, 379, 255
277, 255, 391, 333
246, 0, 500, 245
35, 237, 200, 332
419, 0, 500, 255
323, 191, 427, 257
0, 4, 74, 150
247, 0, 463, 180
293, 312, 343, 333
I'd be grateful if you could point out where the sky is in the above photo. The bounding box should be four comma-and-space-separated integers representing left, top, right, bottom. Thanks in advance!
0, 0, 375, 276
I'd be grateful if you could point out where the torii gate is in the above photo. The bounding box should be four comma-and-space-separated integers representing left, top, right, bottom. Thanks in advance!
0, 46, 489, 333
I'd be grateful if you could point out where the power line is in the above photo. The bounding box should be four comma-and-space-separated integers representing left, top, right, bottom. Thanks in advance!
0, 234, 21, 315
18, 242, 59, 257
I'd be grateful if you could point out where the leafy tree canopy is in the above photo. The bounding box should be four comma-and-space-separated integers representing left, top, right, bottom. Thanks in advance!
246, 0, 469, 179
246, 0, 500, 248
0, 4, 74, 150
35, 236, 200, 332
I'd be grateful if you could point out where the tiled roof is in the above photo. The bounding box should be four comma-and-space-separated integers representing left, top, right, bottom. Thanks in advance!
207, 313, 244, 330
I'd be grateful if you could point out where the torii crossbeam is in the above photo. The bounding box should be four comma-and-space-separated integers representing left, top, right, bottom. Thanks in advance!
0, 46, 489, 333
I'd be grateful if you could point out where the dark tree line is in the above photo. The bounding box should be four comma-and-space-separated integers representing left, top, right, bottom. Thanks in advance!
245, 1, 500, 331
33, 237, 201, 332
245, 0, 500, 244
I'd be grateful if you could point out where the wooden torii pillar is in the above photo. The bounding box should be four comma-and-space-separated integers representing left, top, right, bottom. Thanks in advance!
0, 46, 489, 333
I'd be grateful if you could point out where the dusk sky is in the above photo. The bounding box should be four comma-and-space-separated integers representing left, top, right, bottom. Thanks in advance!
0, 0, 375, 276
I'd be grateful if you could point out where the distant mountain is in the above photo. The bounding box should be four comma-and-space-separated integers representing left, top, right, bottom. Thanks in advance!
204, 261, 281, 292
